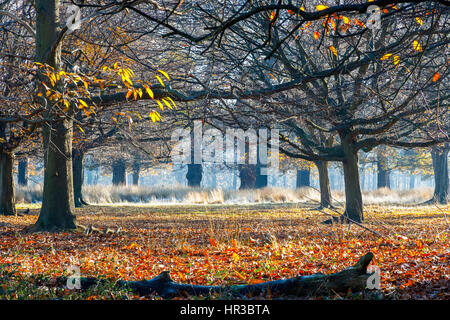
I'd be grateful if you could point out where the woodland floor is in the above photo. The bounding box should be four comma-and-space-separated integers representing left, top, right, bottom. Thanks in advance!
0, 202, 448, 300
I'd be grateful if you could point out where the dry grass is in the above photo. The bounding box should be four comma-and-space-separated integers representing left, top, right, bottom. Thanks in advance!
15, 185, 435, 206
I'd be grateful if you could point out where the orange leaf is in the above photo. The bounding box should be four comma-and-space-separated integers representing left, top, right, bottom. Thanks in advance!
270, 11, 276, 21
329, 45, 337, 56
234, 269, 246, 280
313, 32, 319, 40
209, 238, 217, 247
432, 72, 440, 82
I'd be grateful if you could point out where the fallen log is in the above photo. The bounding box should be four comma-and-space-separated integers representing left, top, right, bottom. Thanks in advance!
56, 252, 375, 298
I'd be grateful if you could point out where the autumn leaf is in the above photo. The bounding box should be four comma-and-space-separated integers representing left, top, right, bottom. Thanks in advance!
143, 85, 154, 99
149, 111, 161, 122
209, 238, 218, 247
232, 253, 240, 262
329, 45, 337, 56
158, 70, 170, 81
380, 53, 392, 60
234, 269, 246, 280
413, 40, 422, 52
415, 17, 423, 25
313, 32, 320, 40
155, 75, 165, 87
155, 100, 164, 111
126, 90, 133, 100
316, 5, 329, 11
354, 19, 366, 28
270, 11, 276, 21
432, 73, 440, 82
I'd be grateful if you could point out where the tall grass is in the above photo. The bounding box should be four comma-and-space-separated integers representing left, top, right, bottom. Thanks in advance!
14, 184, 434, 205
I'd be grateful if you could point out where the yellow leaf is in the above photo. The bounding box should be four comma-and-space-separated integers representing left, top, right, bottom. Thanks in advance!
316, 5, 329, 11
144, 85, 154, 99
78, 99, 88, 108
161, 98, 173, 109
165, 96, 177, 109
155, 75, 165, 87
380, 53, 392, 60
415, 17, 423, 25
76, 124, 85, 133
158, 70, 170, 81
156, 100, 164, 111
313, 31, 320, 40
232, 253, 240, 262
149, 111, 161, 122
413, 40, 422, 52
394, 55, 400, 66
341, 16, 350, 24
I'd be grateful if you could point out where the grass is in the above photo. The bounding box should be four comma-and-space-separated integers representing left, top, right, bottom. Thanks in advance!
15, 185, 435, 205
1, 201, 448, 300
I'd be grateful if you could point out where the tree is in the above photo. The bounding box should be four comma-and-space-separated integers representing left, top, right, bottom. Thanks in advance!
431, 144, 449, 204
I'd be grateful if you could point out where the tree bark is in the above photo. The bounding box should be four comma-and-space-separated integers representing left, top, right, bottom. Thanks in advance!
431, 146, 449, 204
315, 160, 332, 208
239, 164, 256, 189
377, 153, 390, 189
296, 169, 310, 188
409, 174, 415, 190
56, 252, 375, 298
186, 164, 202, 187
31, 0, 76, 231
72, 149, 87, 207
112, 159, 127, 186
18, 158, 28, 186
342, 138, 364, 223
34, 120, 76, 230
0, 150, 16, 216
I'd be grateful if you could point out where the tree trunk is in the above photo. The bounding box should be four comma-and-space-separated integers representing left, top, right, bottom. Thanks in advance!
112, 159, 127, 186
255, 164, 268, 189
72, 149, 87, 207
18, 158, 28, 186
296, 169, 310, 188
315, 160, 332, 208
34, 120, 76, 230
31, 0, 76, 231
0, 151, 16, 216
239, 164, 256, 189
132, 161, 140, 186
186, 164, 202, 187
431, 146, 449, 204
342, 138, 364, 223
409, 174, 415, 190
55, 253, 375, 298
377, 154, 390, 189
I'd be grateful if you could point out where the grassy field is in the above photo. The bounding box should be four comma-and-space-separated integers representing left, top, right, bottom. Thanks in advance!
0, 202, 448, 299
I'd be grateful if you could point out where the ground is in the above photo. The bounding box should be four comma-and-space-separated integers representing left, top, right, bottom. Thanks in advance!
0, 202, 448, 300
